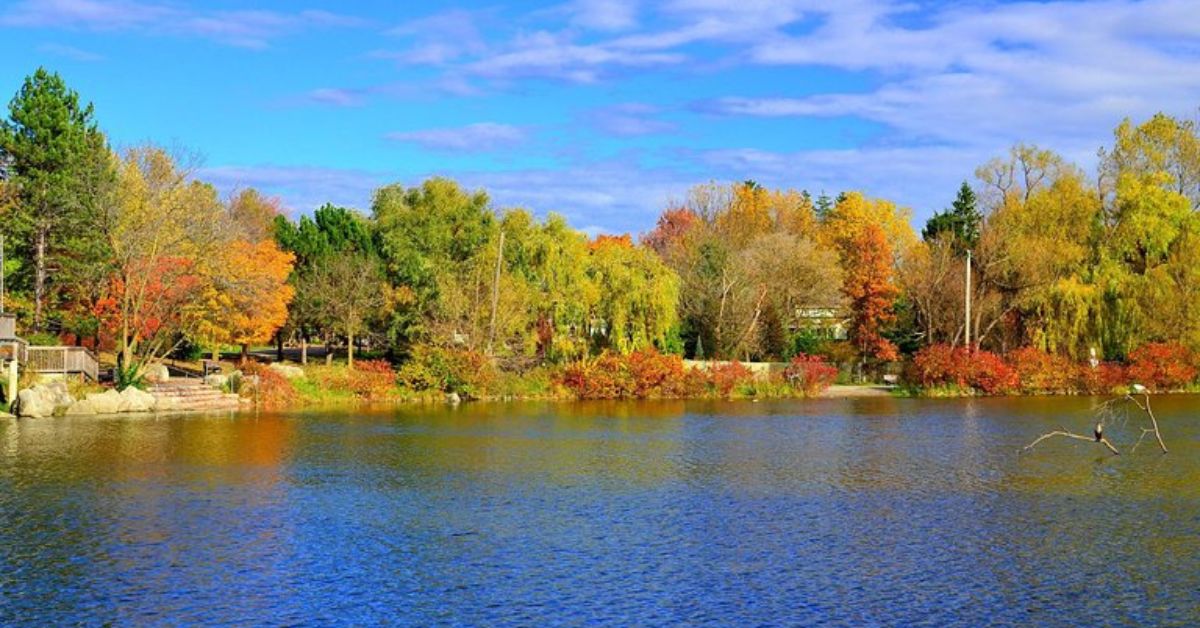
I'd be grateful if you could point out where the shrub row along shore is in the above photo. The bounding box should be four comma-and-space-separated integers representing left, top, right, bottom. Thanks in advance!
232, 341, 1196, 410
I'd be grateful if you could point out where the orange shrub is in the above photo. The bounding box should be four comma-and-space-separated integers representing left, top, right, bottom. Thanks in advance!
783, 354, 838, 396
348, 359, 398, 400
1007, 347, 1076, 394
626, 350, 686, 397
242, 362, 297, 409
560, 351, 688, 399
1127, 342, 1197, 391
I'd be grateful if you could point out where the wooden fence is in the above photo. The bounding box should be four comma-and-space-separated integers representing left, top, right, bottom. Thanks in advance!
25, 346, 99, 381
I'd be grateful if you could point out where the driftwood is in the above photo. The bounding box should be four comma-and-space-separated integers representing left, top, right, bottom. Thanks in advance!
1022, 390, 1167, 456
1022, 426, 1121, 456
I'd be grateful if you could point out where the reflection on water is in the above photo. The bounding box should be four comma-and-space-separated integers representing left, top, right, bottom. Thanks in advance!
1, 397, 1198, 625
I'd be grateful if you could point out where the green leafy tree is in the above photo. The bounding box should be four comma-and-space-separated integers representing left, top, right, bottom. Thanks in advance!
0, 67, 109, 330
372, 177, 494, 347
922, 181, 982, 253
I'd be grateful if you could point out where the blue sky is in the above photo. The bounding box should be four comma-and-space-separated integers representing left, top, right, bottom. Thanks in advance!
2, 0, 1199, 234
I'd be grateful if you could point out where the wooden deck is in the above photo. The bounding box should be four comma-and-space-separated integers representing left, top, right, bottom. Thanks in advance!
0, 313, 100, 381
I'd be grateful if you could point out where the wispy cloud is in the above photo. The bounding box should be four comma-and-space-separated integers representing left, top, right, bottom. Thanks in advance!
386, 123, 528, 153
200, 164, 384, 216
1, 0, 366, 48
37, 42, 105, 62
588, 103, 676, 137
305, 88, 366, 108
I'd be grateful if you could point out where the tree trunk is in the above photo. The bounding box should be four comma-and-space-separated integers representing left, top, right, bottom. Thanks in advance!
347, 329, 355, 369
212, 347, 220, 362
325, 333, 333, 366
240, 343, 248, 365
300, 334, 308, 365
276, 333, 284, 362
34, 226, 47, 332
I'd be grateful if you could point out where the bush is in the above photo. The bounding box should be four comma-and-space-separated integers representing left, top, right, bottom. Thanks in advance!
783, 354, 837, 396
1127, 342, 1197, 391
709, 361, 754, 397
1075, 362, 1128, 395
626, 350, 686, 397
348, 359, 398, 401
242, 362, 297, 408
909, 344, 1016, 395
558, 351, 768, 400
559, 353, 632, 399
398, 344, 496, 398
1007, 347, 1076, 394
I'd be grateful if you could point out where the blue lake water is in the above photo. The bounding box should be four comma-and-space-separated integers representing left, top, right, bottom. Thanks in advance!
1, 396, 1198, 626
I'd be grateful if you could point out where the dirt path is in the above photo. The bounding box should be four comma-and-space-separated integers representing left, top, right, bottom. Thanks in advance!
820, 385, 896, 398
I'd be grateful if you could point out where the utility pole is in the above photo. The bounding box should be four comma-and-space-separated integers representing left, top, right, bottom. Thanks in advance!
0, 233, 5, 313
964, 248, 972, 350
487, 230, 505, 356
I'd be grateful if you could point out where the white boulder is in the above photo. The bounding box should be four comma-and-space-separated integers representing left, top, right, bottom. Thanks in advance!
16, 388, 56, 418
268, 363, 305, 380
87, 389, 123, 414
14, 382, 75, 418
142, 363, 171, 383
64, 399, 97, 416
118, 386, 156, 413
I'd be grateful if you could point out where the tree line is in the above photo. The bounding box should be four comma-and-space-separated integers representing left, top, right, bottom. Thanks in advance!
3, 67, 1199, 387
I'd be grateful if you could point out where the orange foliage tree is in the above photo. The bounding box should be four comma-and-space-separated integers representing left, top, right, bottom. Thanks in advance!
843, 224, 899, 363
192, 239, 295, 362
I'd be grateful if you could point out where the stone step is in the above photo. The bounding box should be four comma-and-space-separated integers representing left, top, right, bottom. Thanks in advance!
153, 390, 229, 399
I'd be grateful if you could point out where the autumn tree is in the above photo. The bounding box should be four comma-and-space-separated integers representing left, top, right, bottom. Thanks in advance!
99, 145, 222, 378
192, 239, 295, 363
843, 224, 899, 368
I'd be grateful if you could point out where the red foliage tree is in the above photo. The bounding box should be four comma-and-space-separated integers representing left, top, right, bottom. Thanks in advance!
643, 207, 699, 258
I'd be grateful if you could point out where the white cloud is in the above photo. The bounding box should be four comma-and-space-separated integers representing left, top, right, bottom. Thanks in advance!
36, 42, 105, 62
1, 0, 365, 48
386, 123, 528, 153
567, 0, 640, 32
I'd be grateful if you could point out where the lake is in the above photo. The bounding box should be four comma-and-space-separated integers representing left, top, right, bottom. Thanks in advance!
1, 397, 1198, 626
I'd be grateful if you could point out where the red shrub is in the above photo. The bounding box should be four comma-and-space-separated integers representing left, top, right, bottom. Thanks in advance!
969, 350, 1018, 395
1007, 347, 1076, 394
909, 344, 1016, 395
783, 354, 838, 396
1076, 362, 1128, 395
1127, 342, 1197, 391
709, 361, 754, 397
909, 344, 971, 389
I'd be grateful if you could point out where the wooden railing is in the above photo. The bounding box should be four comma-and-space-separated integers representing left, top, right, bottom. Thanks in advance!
25, 346, 99, 381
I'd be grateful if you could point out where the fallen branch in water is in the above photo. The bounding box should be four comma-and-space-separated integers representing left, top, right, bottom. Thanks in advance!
1022, 388, 1166, 457
1123, 392, 1167, 453
1023, 425, 1120, 456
